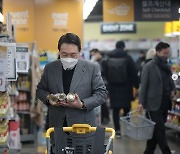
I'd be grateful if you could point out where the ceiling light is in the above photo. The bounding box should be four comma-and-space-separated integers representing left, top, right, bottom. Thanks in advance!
83, 0, 99, 20
0, 13, 4, 23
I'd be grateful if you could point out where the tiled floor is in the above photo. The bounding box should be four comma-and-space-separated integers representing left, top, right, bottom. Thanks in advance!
20, 110, 180, 154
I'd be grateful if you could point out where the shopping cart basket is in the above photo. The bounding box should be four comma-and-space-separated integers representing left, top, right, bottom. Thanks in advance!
120, 111, 155, 140
45, 124, 115, 154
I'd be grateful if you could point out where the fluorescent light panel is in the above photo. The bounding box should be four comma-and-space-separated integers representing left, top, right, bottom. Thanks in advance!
0, 13, 4, 22
83, 0, 99, 20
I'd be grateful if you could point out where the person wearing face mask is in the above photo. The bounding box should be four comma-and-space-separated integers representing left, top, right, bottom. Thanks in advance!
138, 42, 176, 154
36, 33, 107, 153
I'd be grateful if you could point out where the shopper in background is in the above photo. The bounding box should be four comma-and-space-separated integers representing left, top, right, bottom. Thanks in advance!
138, 48, 156, 82
136, 51, 146, 80
36, 33, 107, 153
145, 48, 156, 63
90, 48, 110, 125
138, 42, 176, 154
102, 40, 139, 138
89, 48, 99, 62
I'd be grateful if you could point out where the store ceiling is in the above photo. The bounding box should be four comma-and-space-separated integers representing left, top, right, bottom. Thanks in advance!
85, 0, 102, 22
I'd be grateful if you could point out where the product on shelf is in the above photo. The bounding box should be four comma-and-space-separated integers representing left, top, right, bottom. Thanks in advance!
167, 112, 174, 123
9, 116, 21, 149
0, 92, 10, 116
0, 119, 9, 144
17, 76, 31, 90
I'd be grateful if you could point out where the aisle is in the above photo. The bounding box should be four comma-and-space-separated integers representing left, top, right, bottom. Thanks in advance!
21, 98, 180, 154
103, 113, 180, 154
21, 112, 180, 154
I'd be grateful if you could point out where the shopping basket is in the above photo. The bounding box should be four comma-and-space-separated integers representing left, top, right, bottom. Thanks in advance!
120, 111, 155, 140
45, 124, 115, 154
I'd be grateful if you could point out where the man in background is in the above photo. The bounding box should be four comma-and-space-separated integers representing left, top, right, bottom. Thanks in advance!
138, 42, 176, 154
90, 48, 110, 125
136, 50, 146, 79
102, 41, 139, 138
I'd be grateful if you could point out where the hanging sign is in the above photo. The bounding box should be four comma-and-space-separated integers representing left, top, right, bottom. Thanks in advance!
101, 23, 136, 34
0, 48, 6, 91
0, 43, 17, 81
134, 0, 179, 21
172, 21, 180, 36
16, 44, 29, 73
164, 22, 173, 37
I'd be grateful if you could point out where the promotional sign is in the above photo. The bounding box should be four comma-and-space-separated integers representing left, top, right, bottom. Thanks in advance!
134, 0, 180, 21
164, 22, 172, 37
0, 43, 17, 81
164, 21, 180, 36
52, 12, 69, 29
0, 50, 6, 91
101, 23, 136, 34
10, 10, 29, 27
103, 0, 134, 22
172, 21, 180, 36
16, 44, 29, 73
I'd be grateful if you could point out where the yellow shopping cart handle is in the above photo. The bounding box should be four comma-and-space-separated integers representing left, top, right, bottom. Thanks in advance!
46, 124, 115, 139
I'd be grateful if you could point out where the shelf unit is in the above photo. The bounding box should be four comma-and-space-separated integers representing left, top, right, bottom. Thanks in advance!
9, 71, 35, 142
0, 92, 21, 154
166, 95, 180, 132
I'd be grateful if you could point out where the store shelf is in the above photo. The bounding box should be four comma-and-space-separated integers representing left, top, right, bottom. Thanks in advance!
9, 93, 17, 96
16, 100, 29, 102
0, 114, 9, 119
175, 85, 180, 90
20, 134, 34, 142
0, 148, 21, 154
173, 98, 180, 102
17, 72, 29, 75
168, 111, 180, 116
17, 88, 31, 92
0, 143, 9, 148
165, 123, 180, 132
17, 111, 30, 114
0, 134, 10, 148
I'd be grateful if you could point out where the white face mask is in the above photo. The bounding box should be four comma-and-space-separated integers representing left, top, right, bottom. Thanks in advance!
61, 58, 78, 70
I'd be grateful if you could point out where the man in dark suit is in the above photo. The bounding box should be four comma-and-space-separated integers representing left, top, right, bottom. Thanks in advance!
36, 33, 107, 130
138, 42, 176, 154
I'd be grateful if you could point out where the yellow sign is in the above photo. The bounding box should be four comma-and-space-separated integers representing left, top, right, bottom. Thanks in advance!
103, 0, 134, 22
164, 22, 172, 37
164, 21, 180, 37
172, 21, 180, 36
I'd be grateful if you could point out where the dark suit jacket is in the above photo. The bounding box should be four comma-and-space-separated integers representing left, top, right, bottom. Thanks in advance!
138, 59, 175, 111
36, 59, 107, 128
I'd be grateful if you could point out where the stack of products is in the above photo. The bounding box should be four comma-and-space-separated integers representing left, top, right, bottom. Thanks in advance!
0, 92, 10, 145
0, 118, 9, 144
9, 116, 21, 149
17, 76, 31, 90
166, 99, 180, 129
0, 92, 10, 116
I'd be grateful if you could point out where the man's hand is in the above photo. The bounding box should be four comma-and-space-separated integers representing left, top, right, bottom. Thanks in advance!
55, 94, 83, 109
137, 103, 143, 112
66, 94, 83, 109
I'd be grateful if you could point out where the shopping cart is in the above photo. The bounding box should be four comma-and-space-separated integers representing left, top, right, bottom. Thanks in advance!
45, 124, 115, 154
120, 111, 155, 140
